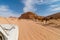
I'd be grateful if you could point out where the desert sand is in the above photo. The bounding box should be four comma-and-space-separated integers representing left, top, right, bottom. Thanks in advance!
0, 17, 60, 40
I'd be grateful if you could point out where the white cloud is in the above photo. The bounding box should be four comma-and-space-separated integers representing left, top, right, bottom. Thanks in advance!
0, 5, 19, 17
48, 4, 60, 12
43, 0, 60, 4
23, 0, 60, 13
23, 0, 43, 12
50, 5, 59, 8
45, 4, 60, 16
52, 0, 60, 2
51, 7, 60, 11
22, 0, 60, 16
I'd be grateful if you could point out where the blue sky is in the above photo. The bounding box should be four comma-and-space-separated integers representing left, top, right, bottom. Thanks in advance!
0, 0, 60, 17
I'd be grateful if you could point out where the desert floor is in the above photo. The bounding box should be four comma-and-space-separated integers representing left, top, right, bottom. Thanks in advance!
0, 17, 60, 40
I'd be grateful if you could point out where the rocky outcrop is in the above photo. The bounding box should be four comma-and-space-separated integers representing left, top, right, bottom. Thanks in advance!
46, 12, 60, 19
19, 12, 44, 20
19, 12, 60, 21
19, 12, 37, 19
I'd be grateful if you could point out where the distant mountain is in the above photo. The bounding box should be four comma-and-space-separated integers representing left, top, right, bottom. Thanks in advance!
46, 12, 60, 19
19, 12, 44, 20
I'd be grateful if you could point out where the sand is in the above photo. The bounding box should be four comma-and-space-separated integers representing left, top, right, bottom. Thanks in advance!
0, 17, 60, 40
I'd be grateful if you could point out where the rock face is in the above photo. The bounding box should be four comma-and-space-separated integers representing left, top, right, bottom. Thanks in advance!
19, 12, 44, 20
19, 12, 37, 19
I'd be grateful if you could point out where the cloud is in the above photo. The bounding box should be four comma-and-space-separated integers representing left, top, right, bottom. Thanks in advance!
48, 4, 60, 11
52, 0, 60, 2
44, 3, 60, 16
50, 5, 59, 8
22, 0, 60, 16
42, 0, 60, 4
23, 0, 60, 12
0, 5, 19, 17
23, 0, 43, 12
51, 7, 60, 11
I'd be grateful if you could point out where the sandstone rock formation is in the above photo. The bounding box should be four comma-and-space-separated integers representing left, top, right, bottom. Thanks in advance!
19, 12, 37, 19
19, 12, 44, 21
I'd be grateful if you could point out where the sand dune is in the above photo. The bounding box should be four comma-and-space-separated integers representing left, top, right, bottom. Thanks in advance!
0, 17, 60, 40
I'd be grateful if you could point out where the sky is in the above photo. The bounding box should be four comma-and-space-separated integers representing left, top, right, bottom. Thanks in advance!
0, 0, 60, 17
